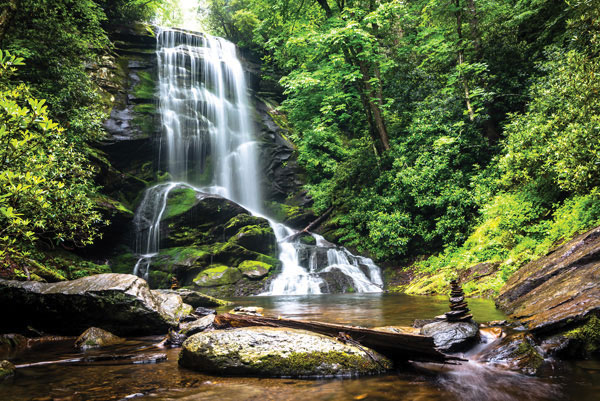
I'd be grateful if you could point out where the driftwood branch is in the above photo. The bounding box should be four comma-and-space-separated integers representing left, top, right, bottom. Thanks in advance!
281, 206, 334, 243
214, 313, 459, 363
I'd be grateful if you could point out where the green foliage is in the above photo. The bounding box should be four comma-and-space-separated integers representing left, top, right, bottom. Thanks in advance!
0, 53, 104, 272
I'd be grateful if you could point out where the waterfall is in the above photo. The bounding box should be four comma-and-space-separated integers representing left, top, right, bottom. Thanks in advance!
131, 27, 383, 295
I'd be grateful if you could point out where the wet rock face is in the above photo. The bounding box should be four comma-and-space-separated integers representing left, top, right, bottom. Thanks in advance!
179, 327, 392, 378
496, 226, 600, 335
0, 274, 191, 336
420, 321, 480, 352
74, 327, 124, 350
477, 332, 545, 375
136, 191, 281, 296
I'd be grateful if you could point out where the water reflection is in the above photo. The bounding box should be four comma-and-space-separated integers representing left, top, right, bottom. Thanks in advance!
220, 293, 507, 327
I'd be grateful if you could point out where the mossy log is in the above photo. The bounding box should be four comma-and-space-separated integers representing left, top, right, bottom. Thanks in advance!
214, 313, 458, 363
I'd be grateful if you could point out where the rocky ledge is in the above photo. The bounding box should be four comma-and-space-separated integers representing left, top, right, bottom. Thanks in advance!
495, 225, 600, 358
179, 327, 392, 378
0, 273, 191, 336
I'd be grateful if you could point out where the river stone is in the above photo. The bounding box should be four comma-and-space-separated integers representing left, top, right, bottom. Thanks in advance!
75, 327, 124, 350
179, 314, 215, 336
496, 225, 600, 335
0, 273, 191, 336
179, 327, 392, 377
420, 320, 480, 352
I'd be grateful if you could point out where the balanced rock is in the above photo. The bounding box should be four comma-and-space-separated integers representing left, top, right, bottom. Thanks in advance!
75, 327, 124, 350
179, 327, 392, 377
445, 280, 472, 322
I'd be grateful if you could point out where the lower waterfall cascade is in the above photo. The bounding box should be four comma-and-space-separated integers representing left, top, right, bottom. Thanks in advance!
131, 27, 383, 295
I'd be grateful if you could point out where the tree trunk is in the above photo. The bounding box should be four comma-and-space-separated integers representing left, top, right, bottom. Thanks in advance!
455, 0, 476, 122
315, 0, 333, 17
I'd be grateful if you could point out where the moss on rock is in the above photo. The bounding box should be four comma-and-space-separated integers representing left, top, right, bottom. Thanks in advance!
162, 188, 198, 220
193, 264, 243, 287
238, 260, 271, 279
564, 315, 600, 357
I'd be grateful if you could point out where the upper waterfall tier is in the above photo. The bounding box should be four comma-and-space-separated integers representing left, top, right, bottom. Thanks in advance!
157, 28, 261, 212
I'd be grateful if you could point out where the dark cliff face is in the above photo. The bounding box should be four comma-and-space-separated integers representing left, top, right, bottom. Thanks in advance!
496, 225, 600, 336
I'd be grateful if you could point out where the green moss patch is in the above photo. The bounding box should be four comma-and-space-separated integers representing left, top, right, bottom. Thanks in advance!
193, 264, 242, 287
565, 315, 600, 356
162, 188, 198, 220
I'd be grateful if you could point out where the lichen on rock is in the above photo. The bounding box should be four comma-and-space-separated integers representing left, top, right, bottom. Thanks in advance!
179, 327, 392, 378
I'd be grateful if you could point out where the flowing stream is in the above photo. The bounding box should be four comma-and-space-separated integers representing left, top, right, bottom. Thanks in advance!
2, 294, 597, 401
131, 28, 383, 295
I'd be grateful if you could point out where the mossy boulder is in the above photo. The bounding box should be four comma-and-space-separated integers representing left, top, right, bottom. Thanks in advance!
229, 225, 276, 256
74, 327, 124, 350
179, 327, 392, 378
193, 265, 243, 287
238, 260, 271, 279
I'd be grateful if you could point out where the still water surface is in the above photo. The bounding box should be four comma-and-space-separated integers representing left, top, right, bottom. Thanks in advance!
1, 293, 598, 401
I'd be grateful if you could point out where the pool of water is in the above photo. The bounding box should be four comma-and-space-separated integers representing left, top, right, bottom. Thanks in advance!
219, 293, 508, 327
1, 294, 598, 401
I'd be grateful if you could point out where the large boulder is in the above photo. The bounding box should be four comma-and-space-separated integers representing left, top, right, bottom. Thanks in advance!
496, 226, 600, 335
0, 274, 191, 336
420, 320, 480, 352
179, 327, 392, 378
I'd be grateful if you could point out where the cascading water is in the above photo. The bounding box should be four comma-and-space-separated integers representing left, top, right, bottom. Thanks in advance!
132, 27, 383, 295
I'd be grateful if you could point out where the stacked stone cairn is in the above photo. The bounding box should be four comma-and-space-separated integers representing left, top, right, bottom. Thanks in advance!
445, 280, 472, 322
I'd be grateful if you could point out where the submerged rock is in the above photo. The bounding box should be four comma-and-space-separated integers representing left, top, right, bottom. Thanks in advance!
0, 274, 191, 336
0, 360, 15, 380
75, 327, 124, 350
496, 226, 600, 335
179, 327, 392, 378
477, 332, 545, 375
420, 320, 480, 352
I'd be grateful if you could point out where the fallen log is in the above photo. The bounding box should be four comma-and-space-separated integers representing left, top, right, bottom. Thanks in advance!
281, 206, 334, 243
214, 313, 459, 363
